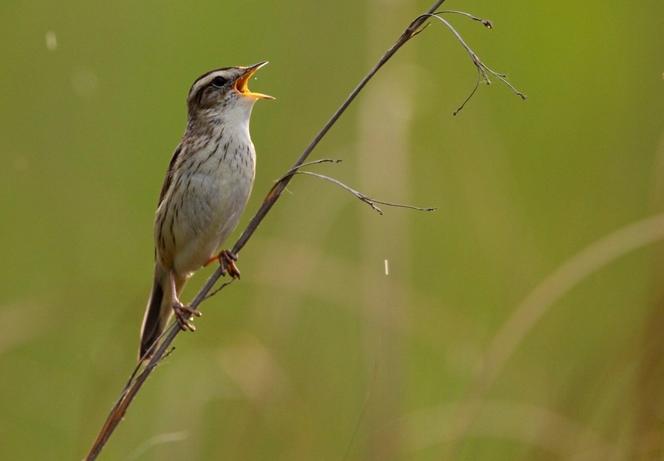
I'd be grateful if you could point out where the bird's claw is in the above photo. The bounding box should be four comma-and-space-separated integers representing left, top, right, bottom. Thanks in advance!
204, 249, 241, 278
172, 302, 201, 332
220, 250, 241, 279
215, 249, 240, 279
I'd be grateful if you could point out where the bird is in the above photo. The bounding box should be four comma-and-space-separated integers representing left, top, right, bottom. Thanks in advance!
139, 62, 274, 359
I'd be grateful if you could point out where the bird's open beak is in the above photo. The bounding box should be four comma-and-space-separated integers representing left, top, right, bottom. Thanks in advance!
235, 61, 275, 100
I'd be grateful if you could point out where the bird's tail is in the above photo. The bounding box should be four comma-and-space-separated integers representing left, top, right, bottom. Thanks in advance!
139, 265, 185, 360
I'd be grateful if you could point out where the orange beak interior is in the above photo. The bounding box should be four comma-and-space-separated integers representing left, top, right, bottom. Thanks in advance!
234, 66, 274, 100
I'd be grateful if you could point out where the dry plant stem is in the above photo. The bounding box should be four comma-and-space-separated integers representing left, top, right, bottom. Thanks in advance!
85, 0, 523, 458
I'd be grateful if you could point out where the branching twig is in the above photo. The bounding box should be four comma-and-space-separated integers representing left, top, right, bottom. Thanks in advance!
278, 158, 435, 214
294, 170, 436, 215
414, 11, 526, 115
203, 279, 235, 300
84, 1, 524, 459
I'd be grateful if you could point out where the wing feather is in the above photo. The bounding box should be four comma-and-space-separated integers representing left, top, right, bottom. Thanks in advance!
157, 143, 183, 207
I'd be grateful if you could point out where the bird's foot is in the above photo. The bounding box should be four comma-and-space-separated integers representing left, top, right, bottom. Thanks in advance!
172, 301, 201, 332
206, 249, 241, 279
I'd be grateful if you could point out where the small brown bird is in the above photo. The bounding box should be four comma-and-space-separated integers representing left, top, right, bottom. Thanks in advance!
139, 62, 273, 358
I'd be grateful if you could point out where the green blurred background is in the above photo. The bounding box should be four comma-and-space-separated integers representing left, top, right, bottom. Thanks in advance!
1, 0, 663, 459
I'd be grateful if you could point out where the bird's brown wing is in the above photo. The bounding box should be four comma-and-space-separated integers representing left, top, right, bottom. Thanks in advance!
157, 143, 183, 207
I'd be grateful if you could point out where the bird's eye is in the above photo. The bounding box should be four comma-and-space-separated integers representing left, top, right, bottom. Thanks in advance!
211, 76, 227, 88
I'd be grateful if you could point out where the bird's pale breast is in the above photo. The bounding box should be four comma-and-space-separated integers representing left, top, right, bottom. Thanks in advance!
157, 130, 255, 276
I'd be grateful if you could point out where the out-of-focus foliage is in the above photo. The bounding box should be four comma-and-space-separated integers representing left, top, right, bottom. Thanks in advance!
1, 1, 663, 460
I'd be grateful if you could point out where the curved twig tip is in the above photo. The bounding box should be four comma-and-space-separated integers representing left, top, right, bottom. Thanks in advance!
434, 10, 493, 29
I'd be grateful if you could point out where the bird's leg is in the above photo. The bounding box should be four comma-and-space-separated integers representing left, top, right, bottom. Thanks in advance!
169, 271, 201, 332
205, 249, 241, 279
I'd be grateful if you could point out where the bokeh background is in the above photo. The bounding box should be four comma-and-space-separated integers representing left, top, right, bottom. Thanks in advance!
1, 0, 663, 459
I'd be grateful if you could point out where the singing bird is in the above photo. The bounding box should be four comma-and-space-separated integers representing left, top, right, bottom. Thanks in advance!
139, 62, 273, 358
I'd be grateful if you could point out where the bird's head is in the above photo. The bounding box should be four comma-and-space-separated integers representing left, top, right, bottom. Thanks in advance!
186, 61, 273, 123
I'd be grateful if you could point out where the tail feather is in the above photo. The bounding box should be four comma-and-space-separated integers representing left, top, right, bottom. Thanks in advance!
139, 266, 187, 360
139, 275, 166, 360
